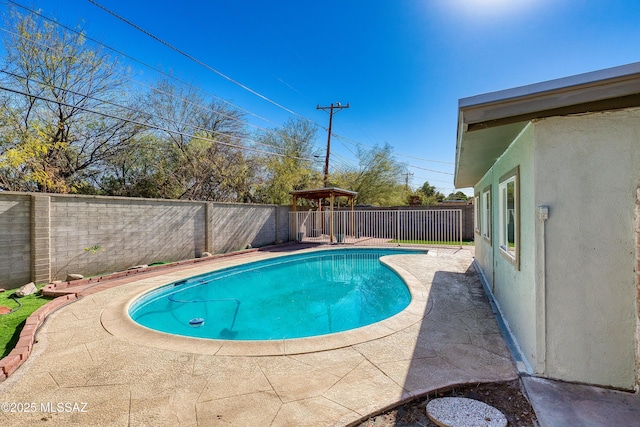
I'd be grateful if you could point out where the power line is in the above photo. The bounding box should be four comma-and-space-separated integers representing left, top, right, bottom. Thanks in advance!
412, 175, 455, 185
0, 11, 318, 155
331, 132, 456, 176
87, 0, 312, 122
0, 69, 297, 156
0, 83, 316, 162
332, 132, 454, 165
328, 154, 357, 175
407, 164, 454, 175
5, 0, 278, 128
336, 138, 359, 159
330, 151, 359, 170
9, 0, 449, 174
3, 0, 336, 158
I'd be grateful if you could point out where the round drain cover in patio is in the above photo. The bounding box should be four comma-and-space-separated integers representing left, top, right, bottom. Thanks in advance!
426, 397, 507, 427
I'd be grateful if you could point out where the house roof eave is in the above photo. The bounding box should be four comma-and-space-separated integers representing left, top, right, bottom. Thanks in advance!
454, 62, 640, 189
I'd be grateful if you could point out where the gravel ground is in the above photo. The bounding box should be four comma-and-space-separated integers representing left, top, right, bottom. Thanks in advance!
354, 379, 538, 427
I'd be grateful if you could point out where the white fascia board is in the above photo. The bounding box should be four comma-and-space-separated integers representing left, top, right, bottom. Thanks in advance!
458, 62, 640, 123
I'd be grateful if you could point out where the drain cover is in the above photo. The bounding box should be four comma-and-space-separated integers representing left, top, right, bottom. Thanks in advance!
426, 397, 507, 427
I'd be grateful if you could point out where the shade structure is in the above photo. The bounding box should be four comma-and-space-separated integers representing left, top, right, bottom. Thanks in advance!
290, 187, 357, 243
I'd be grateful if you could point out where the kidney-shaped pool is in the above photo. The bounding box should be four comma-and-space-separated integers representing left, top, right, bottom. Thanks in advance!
129, 248, 425, 341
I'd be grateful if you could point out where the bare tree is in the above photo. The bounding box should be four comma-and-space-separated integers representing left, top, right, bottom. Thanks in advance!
141, 79, 252, 201
0, 8, 141, 192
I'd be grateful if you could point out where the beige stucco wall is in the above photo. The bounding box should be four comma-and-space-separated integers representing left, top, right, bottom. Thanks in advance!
475, 109, 640, 389
474, 108, 639, 389
534, 109, 640, 389
474, 123, 539, 371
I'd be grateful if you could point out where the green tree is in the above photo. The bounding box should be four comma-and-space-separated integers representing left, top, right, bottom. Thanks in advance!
446, 191, 469, 201
416, 180, 445, 205
419, 181, 437, 197
333, 143, 406, 206
252, 118, 321, 204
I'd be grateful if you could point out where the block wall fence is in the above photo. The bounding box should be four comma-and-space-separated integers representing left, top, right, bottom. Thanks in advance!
0, 192, 290, 289
0, 193, 475, 289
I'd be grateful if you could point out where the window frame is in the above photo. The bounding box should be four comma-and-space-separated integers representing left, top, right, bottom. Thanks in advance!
481, 186, 491, 243
473, 195, 480, 234
498, 166, 520, 269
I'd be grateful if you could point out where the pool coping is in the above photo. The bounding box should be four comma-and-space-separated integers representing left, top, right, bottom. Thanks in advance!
100, 248, 433, 356
1, 245, 522, 427
1, 244, 293, 381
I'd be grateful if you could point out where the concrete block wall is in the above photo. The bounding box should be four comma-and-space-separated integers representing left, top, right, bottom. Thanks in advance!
0, 192, 473, 289
0, 194, 31, 288
0, 192, 292, 288
210, 203, 289, 254
48, 195, 207, 281
275, 205, 291, 243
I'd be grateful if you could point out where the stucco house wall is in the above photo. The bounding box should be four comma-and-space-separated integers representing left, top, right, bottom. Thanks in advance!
533, 109, 640, 388
474, 123, 539, 372
457, 63, 640, 391
473, 108, 639, 390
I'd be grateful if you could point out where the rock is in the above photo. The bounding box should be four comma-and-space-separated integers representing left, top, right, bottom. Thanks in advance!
245, 244, 252, 249
0, 288, 5, 293
128, 264, 148, 270
200, 252, 212, 258
66, 273, 84, 282
15, 282, 38, 297
274, 240, 283, 245
426, 397, 507, 427
0, 306, 11, 314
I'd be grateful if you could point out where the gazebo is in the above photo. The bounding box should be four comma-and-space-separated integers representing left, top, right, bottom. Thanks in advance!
290, 187, 357, 243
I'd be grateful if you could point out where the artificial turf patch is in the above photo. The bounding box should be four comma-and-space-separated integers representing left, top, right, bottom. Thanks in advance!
0, 287, 52, 358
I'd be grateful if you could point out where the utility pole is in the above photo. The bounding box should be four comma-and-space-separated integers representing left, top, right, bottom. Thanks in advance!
317, 102, 349, 187
404, 172, 414, 191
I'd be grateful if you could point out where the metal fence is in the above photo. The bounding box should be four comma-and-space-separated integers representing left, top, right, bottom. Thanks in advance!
289, 209, 463, 247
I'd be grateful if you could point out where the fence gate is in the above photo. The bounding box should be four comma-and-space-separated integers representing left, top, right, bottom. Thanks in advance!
289, 209, 463, 248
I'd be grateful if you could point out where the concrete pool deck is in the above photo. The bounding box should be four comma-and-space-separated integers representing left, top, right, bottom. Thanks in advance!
0, 245, 517, 426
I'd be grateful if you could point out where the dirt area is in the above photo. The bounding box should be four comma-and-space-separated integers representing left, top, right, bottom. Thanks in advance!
354, 379, 538, 427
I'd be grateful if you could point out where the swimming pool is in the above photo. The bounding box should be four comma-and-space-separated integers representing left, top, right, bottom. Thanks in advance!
129, 248, 424, 340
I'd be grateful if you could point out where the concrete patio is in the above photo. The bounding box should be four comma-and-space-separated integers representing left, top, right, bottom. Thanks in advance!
0, 246, 517, 426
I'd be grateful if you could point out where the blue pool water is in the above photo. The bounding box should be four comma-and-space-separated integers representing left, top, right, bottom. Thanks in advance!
129, 248, 424, 340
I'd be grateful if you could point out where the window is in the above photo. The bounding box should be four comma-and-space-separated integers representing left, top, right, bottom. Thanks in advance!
499, 167, 519, 266
482, 187, 491, 241
473, 196, 480, 233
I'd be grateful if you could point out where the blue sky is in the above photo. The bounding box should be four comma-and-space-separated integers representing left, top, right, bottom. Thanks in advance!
4, 0, 640, 195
